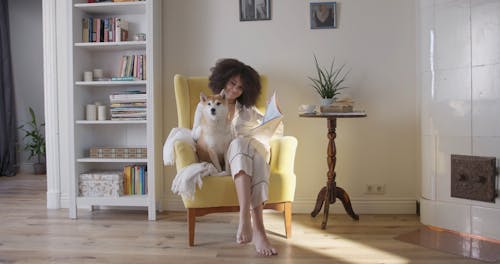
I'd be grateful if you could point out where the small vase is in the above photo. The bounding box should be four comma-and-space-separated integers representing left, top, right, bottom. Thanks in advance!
320, 98, 334, 106
33, 163, 46, 175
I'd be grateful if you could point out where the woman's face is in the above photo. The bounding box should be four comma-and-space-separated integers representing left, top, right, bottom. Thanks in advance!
224, 75, 243, 101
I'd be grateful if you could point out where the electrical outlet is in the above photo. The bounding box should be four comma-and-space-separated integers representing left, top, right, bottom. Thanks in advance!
365, 184, 385, 194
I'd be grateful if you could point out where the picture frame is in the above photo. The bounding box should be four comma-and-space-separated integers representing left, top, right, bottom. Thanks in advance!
310, 2, 337, 29
240, 0, 271, 21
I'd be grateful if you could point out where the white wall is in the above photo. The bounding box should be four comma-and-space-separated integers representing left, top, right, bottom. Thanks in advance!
9, 0, 44, 173
418, 0, 500, 240
162, 0, 418, 214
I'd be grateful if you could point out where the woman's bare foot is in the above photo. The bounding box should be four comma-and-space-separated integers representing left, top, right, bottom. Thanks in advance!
236, 210, 252, 244
252, 226, 277, 256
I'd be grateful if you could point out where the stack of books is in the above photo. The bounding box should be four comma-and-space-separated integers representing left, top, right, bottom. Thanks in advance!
82, 17, 128, 43
109, 90, 147, 120
123, 165, 147, 195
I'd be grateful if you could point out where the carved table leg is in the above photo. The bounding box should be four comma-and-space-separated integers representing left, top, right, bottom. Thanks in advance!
310, 187, 326, 217
310, 118, 360, 228
336, 186, 359, 220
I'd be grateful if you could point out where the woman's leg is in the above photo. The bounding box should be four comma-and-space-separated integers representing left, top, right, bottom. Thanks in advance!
234, 171, 252, 244
234, 170, 277, 256
251, 204, 277, 256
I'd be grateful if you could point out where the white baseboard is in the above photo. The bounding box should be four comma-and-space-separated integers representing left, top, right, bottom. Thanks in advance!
161, 196, 417, 215
46, 191, 60, 209
58, 196, 416, 215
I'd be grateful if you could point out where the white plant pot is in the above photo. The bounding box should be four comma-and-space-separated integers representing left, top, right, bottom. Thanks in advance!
320, 98, 334, 106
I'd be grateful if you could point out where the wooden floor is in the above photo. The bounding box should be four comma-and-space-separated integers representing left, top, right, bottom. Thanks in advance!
0, 173, 491, 264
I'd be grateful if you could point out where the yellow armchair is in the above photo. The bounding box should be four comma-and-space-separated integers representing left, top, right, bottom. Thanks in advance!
173, 74, 297, 246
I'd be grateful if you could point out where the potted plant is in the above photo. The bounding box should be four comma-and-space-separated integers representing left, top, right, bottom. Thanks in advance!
18, 107, 46, 174
309, 55, 350, 105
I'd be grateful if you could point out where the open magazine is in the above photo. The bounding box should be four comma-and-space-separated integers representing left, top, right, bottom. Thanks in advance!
245, 91, 283, 143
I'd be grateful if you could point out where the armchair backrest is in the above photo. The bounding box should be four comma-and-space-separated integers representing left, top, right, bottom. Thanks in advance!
174, 74, 268, 128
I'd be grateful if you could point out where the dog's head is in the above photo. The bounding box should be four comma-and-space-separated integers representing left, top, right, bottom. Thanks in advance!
199, 91, 229, 122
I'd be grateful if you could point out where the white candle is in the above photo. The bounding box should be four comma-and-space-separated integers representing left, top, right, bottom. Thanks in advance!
93, 69, 103, 79
97, 105, 107, 121
86, 104, 97, 120
83, 71, 93, 82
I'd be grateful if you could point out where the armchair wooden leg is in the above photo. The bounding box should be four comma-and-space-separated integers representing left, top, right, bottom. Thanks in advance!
284, 202, 292, 239
188, 208, 196, 246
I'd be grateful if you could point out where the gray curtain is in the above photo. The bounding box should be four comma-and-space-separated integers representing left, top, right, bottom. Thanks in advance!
0, 0, 17, 176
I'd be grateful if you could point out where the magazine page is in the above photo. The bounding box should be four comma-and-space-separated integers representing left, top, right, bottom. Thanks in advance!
247, 91, 283, 143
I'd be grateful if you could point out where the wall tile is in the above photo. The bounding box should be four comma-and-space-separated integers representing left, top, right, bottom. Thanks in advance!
420, 71, 435, 136
471, 0, 500, 66
472, 64, 500, 137
418, 3, 435, 73
420, 199, 471, 233
435, 0, 471, 70
471, 206, 500, 240
432, 68, 471, 137
421, 135, 436, 200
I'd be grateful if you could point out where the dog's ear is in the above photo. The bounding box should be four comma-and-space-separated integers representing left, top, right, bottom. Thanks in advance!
219, 89, 226, 100
200, 92, 207, 102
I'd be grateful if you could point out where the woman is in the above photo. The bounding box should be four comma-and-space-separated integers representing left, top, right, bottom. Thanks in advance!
195, 58, 279, 256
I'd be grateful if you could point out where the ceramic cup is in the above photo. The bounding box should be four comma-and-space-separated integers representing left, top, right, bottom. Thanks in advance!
83, 71, 93, 82
298, 104, 316, 113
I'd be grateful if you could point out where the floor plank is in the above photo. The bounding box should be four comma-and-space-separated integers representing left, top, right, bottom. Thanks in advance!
0, 173, 494, 263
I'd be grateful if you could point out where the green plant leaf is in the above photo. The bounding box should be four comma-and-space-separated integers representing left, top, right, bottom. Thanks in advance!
309, 55, 350, 99
18, 107, 46, 163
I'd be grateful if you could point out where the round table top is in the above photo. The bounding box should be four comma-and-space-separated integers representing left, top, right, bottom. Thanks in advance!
299, 111, 367, 118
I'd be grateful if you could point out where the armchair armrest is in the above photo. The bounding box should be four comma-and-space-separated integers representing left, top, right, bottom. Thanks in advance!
269, 136, 298, 175
174, 140, 198, 171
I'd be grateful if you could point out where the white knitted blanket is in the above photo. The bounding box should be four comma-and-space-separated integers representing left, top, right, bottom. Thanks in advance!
163, 127, 226, 199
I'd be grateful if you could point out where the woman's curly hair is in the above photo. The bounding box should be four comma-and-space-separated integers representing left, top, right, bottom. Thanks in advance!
209, 58, 261, 107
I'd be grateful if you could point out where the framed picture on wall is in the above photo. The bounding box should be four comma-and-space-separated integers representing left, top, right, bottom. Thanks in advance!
240, 0, 271, 21
310, 2, 337, 29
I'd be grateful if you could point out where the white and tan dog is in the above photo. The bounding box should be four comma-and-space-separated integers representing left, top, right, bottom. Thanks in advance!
194, 92, 233, 172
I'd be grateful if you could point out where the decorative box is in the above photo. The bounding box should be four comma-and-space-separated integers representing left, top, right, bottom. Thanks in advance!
79, 171, 123, 197
320, 98, 355, 113
320, 104, 353, 113
89, 147, 147, 159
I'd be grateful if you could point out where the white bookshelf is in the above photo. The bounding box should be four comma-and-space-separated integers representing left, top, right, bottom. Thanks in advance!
68, 0, 162, 220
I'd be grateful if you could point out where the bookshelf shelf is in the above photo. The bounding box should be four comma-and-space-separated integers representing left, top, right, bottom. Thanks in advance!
74, 2, 146, 15
77, 158, 147, 163
76, 120, 147, 124
69, 0, 161, 221
75, 41, 146, 51
76, 80, 147, 86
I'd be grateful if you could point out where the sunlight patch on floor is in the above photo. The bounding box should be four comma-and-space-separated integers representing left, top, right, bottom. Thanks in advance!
265, 213, 411, 263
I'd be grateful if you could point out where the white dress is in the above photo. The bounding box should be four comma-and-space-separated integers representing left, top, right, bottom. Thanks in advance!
192, 101, 283, 208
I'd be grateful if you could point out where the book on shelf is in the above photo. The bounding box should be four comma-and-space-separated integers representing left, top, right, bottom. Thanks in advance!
81, 17, 128, 43
109, 91, 147, 120
123, 165, 147, 195
116, 55, 146, 80
111, 76, 136, 81
115, 18, 128, 42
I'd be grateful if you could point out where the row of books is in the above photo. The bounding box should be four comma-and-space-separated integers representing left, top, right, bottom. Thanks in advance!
118, 54, 146, 80
82, 17, 128, 43
123, 165, 147, 195
109, 90, 147, 120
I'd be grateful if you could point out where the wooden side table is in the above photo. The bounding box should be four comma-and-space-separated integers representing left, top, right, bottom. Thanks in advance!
299, 111, 367, 229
